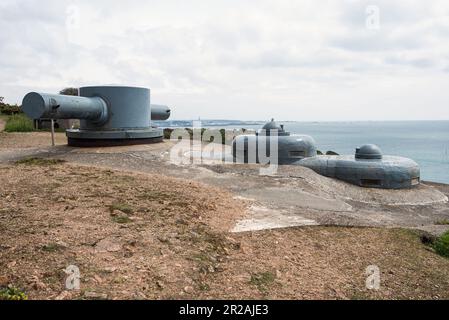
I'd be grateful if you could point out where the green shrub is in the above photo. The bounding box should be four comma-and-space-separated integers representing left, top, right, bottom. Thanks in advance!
59, 87, 79, 96
434, 231, 449, 258
164, 128, 174, 139
109, 203, 134, 215
0, 287, 28, 300
0, 97, 21, 115
4, 114, 34, 132
249, 271, 276, 292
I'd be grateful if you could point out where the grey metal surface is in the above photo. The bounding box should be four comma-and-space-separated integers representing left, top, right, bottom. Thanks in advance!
232, 121, 421, 189
298, 154, 420, 189
66, 128, 163, 139
150, 104, 171, 121
22, 92, 108, 124
355, 144, 383, 160
79, 86, 150, 130
258, 119, 290, 136
233, 134, 317, 164
232, 120, 317, 164
21, 86, 170, 146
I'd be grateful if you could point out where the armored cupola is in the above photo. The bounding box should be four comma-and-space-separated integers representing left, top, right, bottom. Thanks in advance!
355, 144, 383, 160
258, 119, 289, 136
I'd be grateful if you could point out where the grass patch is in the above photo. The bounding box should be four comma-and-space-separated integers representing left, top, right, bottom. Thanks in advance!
108, 203, 134, 215
42, 243, 66, 252
435, 219, 449, 225
0, 287, 28, 300
4, 114, 34, 132
112, 215, 132, 224
249, 271, 276, 292
15, 157, 66, 166
434, 231, 449, 258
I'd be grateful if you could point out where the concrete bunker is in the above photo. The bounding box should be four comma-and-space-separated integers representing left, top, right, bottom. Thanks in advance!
232, 120, 420, 189
232, 119, 317, 164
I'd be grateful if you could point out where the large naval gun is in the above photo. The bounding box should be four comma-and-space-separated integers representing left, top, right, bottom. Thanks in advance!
232, 120, 420, 189
21, 86, 170, 147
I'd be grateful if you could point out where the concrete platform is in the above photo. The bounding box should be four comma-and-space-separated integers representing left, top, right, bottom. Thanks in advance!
1, 140, 448, 235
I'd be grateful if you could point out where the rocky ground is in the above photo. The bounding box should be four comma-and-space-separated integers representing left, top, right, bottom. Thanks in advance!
1, 132, 449, 299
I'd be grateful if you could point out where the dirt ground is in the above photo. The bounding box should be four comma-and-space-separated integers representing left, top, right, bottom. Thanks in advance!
1, 161, 449, 300
1, 133, 447, 235
0, 132, 66, 148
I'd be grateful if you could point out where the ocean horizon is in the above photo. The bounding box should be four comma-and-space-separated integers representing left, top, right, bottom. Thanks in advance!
157, 120, 449, 184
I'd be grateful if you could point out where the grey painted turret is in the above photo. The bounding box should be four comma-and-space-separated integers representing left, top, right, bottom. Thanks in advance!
232, 119, 317, 164
232, 120, 420, 189
355, 144, 383, 160
299, 144, 420, 189
258, 119, 289, 136
21, 86, 171, 147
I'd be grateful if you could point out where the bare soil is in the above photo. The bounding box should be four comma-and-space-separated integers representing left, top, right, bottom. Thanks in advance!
0, 132, 66, 149
0, 118, 6, 132
1, 161, 449, 300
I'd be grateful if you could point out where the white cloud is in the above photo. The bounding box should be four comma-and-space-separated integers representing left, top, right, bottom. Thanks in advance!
0, 0, 448, 120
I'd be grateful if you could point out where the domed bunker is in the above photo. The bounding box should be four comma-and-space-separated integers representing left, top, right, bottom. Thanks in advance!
299, 144, 420, 189
232, 119, 317, 164
232, 121, 420, 189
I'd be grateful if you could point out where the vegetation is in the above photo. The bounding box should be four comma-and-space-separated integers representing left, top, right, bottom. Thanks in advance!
435, 219, 449, 226
108, 203, 134, 215
15, 157, 66, 166
434, 231, 449, 258
4, 114, 34, 132
42, 243, 66, 252
249, 271, 276, 292
59, 87, 79, 96
0, 96, 21, 115
0, 287, 28, 300
112, 215, 132, 224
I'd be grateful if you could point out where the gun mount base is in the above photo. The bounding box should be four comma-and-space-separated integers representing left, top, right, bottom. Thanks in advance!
66, 128, 163, 147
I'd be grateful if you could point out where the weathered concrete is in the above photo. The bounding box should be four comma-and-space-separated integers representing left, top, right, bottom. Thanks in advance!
1, 140, 448, 235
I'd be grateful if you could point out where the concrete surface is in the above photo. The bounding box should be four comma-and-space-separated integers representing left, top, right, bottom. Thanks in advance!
1, 140, 449, 235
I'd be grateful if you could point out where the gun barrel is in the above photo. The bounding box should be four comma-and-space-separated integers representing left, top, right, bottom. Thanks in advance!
22, 92, 108, 124
150, 104, 171, 120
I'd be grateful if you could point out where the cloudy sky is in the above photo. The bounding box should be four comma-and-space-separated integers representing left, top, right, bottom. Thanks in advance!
1, 0, 449, 121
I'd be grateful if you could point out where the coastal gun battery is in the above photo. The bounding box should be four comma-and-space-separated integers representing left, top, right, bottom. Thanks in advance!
232, 120, 420, 189
22, 86, 170, 147
232, 119, 317, 164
